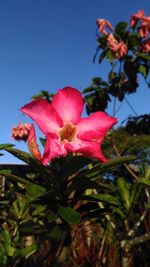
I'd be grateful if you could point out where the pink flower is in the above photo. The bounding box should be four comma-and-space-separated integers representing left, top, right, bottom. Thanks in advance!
27, 124, 42, 161
96, 18, 113, 35
21, 87, 117, 164
107, 34, 127, 59
11, 122, 31, 141
141, 39, 150, 52
139, 16, 150, 38
130, 9, 145, 28
107, 33, 118, 49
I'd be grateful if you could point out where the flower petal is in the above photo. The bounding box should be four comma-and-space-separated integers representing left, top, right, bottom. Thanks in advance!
66, 138, 107, 162
21, 99, 63, 135
42, 133, 67, 164
51, 87, 84, 124
77, 112, 117, 141
27, 124, 42, 161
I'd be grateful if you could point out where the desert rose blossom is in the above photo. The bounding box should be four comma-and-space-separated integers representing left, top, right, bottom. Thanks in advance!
96, 18, 114, 35
140, 39, 150, 53
27, 124, 42, 161
11, 122, 31, 141
130, 9, 145, 28
21, 87, 117, 165
107, 34, 127, 59
139, 16, 150, 38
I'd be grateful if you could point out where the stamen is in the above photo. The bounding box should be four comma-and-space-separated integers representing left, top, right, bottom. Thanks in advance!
59, 124, 76, 142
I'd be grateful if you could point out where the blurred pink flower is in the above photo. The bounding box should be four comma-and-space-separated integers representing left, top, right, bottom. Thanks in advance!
27, 124, 42, 161
130, 9, 145, 28
139, 16, 150, 38
107, 34, 127, 59
12, 122, 31, 142
141, 39, 150, 53
21, 87, 117, 164
96, 18, 113, 35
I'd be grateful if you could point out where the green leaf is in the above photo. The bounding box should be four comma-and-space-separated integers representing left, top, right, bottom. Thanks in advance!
26, 183, 46, 199
112, 207, 126, 219
129, 183, 142, 207
49, 225, 65, 241
137, 178, 150, 187
82, 194, 120, 206
15, 244, 37, 258
115, 21, 128, 34
0, 244, 7, 266
2, 230, 15, 257
58, 206, 81, 224
106, 50, 114, 62
138, 64, 149, 77
79, 155, 136, 179
0, 143, 14, 150
117, 177, 130, 210
0, 170, 46, 199
3, 147, 54, 185
138, 53, 150, 61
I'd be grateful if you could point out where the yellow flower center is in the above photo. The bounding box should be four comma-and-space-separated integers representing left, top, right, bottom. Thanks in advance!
59, 124, 76, 142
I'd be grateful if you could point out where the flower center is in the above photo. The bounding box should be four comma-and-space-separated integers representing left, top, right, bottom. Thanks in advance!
59, 124, 76, 142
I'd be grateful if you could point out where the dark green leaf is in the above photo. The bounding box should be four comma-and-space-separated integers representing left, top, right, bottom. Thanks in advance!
0, 171, 31, 185
81, 194, 120, 206
63, 156, 95, 179
49, 225, 65, 241
3, 147, 54, 185
66, 178, 99, 194
79, 155, 136, 179
115, 21, 128, 34
26, 183, 46, 199
81, 208, 110, 221
58, 206, 81, 224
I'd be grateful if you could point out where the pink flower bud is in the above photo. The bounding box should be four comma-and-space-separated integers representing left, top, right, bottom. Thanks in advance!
96, 18, 113, 35
11, 122, 31, 141
27, 124, 42, 161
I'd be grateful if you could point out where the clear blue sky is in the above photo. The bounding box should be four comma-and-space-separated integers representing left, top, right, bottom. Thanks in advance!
0, 0, 150, 163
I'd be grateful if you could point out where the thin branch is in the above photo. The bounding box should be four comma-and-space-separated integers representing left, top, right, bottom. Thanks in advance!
124, 97, 138, 116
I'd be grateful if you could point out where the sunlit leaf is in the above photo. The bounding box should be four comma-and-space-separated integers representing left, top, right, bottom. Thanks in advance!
0, 143, 14, 150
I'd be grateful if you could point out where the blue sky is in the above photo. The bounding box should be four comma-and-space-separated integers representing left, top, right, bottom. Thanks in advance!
0, 0, 150, 163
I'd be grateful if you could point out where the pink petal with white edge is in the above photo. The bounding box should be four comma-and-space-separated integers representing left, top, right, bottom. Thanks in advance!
21, 99, 63, 135
77, 112, 117, 141
51, 87, 84, 125
66, 139, 107, 162
42, 133, 67, 164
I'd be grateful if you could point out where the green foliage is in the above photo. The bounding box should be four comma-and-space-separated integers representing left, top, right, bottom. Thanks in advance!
58, 206, 81, 224
1, 10, 150, 267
